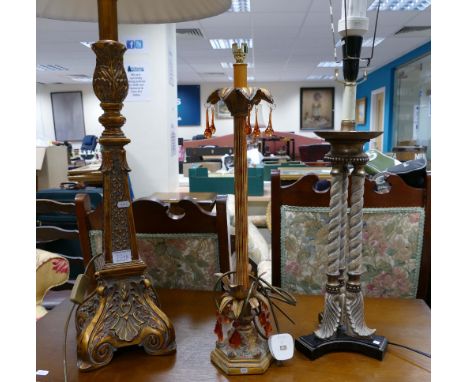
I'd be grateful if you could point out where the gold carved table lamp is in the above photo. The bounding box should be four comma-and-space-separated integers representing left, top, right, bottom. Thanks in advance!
37, 0, 231, 371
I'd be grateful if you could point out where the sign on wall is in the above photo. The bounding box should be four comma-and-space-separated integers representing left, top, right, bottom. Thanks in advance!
177, 85, 201, 126
125, 58, 150, 102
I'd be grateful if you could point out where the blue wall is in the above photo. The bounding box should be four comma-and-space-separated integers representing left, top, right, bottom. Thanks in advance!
177, 85, 201, 126
356, 42, 431, 152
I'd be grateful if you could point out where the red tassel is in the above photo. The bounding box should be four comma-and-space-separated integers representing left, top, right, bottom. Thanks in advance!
214, 316, 223, 342
229, 329, 242, 348
259, 304, 273, 337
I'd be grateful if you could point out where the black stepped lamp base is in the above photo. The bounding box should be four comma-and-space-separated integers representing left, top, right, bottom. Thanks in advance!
295, 327, 388, 361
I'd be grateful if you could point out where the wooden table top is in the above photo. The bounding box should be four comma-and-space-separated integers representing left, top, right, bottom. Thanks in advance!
67, 163, 102, 175
67, 163, 103, 186
36, 290, 430, 382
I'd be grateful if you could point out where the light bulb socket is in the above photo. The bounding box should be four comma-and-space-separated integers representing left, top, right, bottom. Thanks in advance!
341, 35, 363, 82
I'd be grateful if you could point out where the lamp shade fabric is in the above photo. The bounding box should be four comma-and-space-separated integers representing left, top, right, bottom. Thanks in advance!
36, 0, 231, 23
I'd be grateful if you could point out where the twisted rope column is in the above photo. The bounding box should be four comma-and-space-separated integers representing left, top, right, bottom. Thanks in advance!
326, 167, 343, 276
315, 166, 344, 339
345, 163, 375, 337
347, 165, 365, 275
339, 167, 349, 281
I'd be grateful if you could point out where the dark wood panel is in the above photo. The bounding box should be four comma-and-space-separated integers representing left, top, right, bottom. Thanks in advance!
37, 199, 76, 216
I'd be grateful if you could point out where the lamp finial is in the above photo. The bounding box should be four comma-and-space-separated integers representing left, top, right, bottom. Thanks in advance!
232, 42, 248, 64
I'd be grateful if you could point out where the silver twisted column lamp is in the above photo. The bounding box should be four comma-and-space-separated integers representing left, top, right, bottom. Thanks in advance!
295, 0, 388, 360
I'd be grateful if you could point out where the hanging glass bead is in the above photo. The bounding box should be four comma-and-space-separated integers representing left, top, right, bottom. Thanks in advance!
204, 107, 212, 139
264, 106, 274, 137
252, 106, 261, 138
210, 106, 216, 135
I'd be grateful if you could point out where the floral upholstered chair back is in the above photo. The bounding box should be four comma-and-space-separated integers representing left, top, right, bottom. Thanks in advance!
76, 195, 231, 291
280, 206, 425, 298
88, 231, 221, 290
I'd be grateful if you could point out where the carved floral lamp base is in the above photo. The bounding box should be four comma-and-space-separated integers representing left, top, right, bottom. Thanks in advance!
75, 260, 176, 371
211, 322, 271, 375
296, 326, 388, 361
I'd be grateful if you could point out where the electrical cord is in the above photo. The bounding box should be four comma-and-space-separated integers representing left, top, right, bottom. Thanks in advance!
63, 252, 103, 382
388, 341, 431, 358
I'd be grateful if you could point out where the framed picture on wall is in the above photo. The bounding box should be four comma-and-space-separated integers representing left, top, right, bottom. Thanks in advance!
215, 100, 231, 119
356, 97, 366, 125
300, 87, 334, 130
177, 85, 201, 126
51, 91, 86, 141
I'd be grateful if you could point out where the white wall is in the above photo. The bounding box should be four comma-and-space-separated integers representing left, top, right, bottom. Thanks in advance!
37, 76, 343, 196
177, 81, 344, 140
119, 23, 179, 198
36, 24, 179, 199
36, 83, 102, 147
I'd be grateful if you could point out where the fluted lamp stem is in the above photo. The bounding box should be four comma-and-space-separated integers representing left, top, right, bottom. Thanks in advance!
97, 0, 118, 40
233, 107, 249, 290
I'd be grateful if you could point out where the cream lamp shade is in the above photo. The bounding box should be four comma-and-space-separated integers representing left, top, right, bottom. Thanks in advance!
36, 0, 231, 23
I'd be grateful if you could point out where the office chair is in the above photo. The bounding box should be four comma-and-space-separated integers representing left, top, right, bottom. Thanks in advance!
80, 135, 98, 160
298, 144, 331, 162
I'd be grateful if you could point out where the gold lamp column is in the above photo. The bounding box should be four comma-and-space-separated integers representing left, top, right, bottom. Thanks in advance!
207, 44, 275, 375
74, 2, 177, 371
37, 0, 231, 372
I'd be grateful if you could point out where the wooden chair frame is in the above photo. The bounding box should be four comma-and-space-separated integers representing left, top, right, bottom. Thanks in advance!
75, 193, 231, 277
36, 199, 84, 290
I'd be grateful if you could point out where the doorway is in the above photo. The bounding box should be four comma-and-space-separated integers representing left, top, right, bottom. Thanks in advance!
369, 87, 385, 151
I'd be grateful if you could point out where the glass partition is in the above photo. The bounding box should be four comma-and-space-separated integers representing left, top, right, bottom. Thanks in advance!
393, 53, 431, 167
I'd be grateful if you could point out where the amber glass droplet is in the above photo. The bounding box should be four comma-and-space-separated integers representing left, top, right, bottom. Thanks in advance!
252, 106, 261, 138
204, 107, 212, 139
264, 107, 274, 137
210, 107, 216, 135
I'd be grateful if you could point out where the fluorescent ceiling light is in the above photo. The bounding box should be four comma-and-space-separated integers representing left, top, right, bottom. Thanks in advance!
368, 0, 431, 11
80, 41, 94, 48
229, 0, 250, 12
36, 64, 69, 72
335, 37, 384, 48
221, 62, 254, 68
210, 38, 253, 49
306, 75, 335, 80
68, 75, 92, 82
362, 37, 385, 47
228, 76, 255, 81
318, 61, 342, 68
